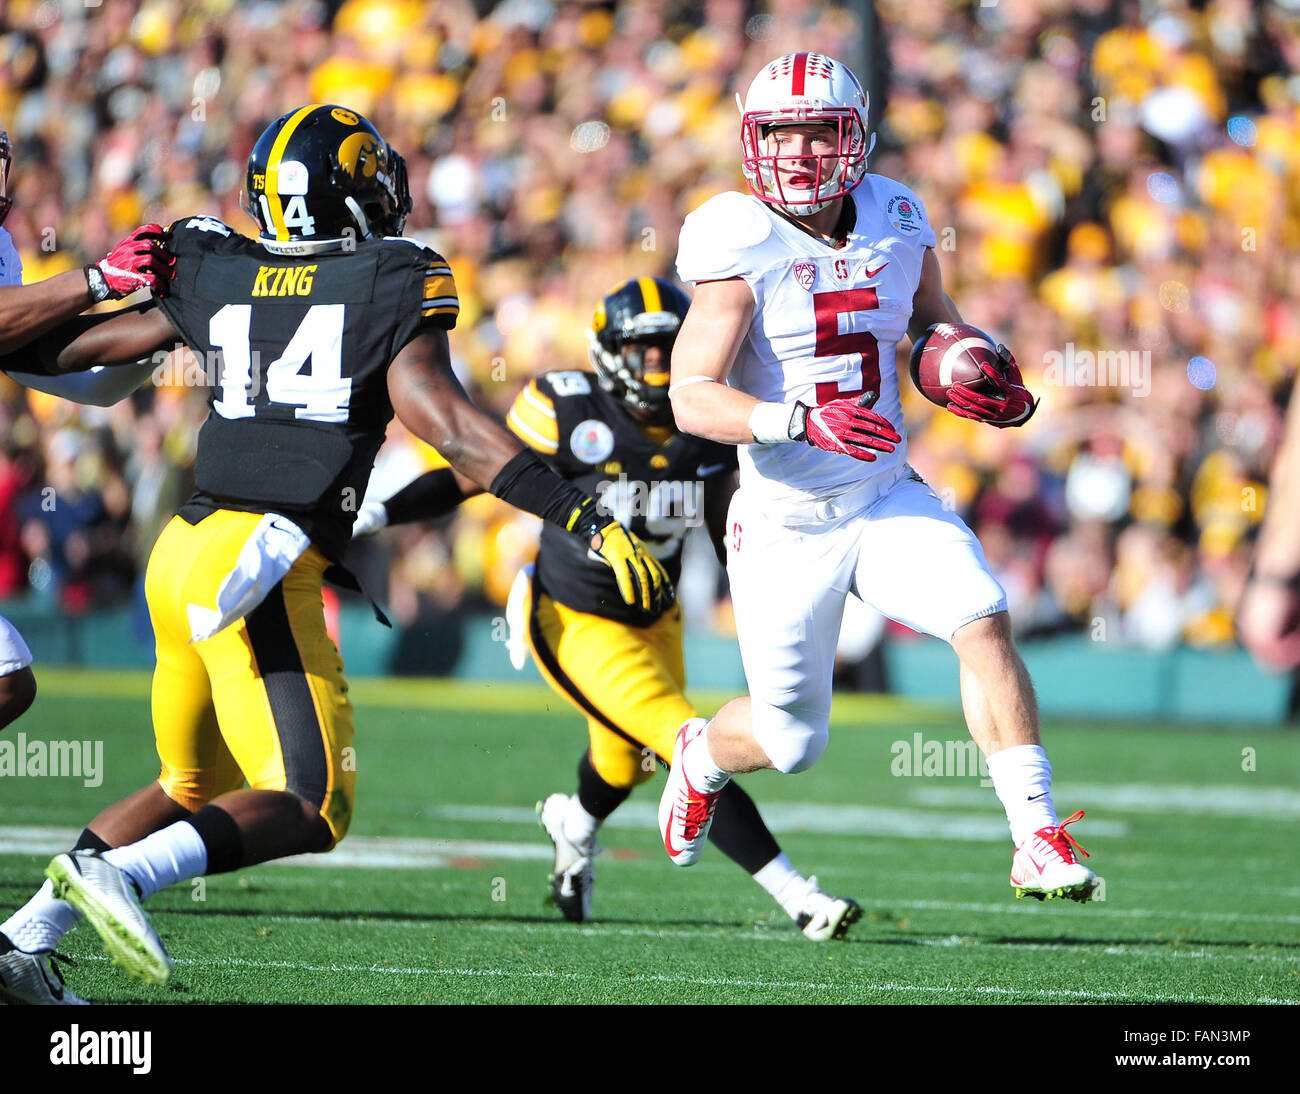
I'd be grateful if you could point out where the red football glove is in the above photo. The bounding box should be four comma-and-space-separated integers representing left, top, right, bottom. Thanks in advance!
946, 344, 1038, 428
798, 392, 901, 462
88, 224, 175, 301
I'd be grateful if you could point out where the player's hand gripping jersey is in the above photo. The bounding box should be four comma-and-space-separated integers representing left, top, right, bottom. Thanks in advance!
509, 371, 735, 626
675, 178, 936, 506
157, 215, 458, 560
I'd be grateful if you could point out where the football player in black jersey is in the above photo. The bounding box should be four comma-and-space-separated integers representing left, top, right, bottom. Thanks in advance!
358, 277, 862, 939
0, 105, 671, 995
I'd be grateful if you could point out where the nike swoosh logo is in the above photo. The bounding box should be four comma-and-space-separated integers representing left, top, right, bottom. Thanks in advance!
1027, 792, 1048, 801
864, 262, 889, 278
665, 794, 695, 857
696, 463, 727, 478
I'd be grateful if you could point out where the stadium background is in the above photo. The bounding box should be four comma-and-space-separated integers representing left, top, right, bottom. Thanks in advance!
0, 0, 1296, 721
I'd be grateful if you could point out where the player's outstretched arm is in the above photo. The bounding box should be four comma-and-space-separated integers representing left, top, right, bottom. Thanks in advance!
0, 224, 174, 357
353, 466, 483, 537
0, 301, 175, 378
0, 270, 100, 357
0, 301, 175, 377
389, 332, 674, 613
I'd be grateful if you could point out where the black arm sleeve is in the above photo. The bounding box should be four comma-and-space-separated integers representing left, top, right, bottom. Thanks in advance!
383, 468, 468, 526
0, 302, 160, 376
489, 449, 603, 537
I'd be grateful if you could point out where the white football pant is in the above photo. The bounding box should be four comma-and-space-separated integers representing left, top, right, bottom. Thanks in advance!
726, 465, 1006, 773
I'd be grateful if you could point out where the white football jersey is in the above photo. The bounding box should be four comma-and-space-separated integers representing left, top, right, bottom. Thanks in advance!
0, 228, 22, 287
676, 175, 936, 505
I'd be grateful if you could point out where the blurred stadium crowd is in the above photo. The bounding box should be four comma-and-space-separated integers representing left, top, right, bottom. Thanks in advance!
0, 0, 1296, 662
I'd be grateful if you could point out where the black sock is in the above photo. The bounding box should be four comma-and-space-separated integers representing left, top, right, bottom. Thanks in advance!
184, 805, 245, 875
575, 752, 632, 820
707, 781, 782, 874
73, 828, 111, 854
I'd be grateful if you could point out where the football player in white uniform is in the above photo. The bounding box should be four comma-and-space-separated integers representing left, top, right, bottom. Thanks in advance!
0, 126, 172, 1006
659, 53, 1096, 902
0, 127, 169, 735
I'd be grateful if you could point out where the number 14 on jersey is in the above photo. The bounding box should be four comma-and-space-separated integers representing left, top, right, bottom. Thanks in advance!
211, 303, 353, 424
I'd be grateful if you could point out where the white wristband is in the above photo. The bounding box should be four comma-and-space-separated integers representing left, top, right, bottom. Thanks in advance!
748, 401, 798, 444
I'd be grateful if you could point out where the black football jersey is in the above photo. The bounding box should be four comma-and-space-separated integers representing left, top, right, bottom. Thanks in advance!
507, 370, 737, 626
156, 215, 457, 559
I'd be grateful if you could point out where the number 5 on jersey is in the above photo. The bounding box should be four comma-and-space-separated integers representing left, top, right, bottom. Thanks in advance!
812, 288, 880, 405
211, 303, 352, 423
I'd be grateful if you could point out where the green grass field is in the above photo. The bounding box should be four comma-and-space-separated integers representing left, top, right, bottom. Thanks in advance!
1, 668, 1296, 1005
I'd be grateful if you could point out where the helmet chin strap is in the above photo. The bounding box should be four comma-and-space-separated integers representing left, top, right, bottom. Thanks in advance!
260, 236, 353, 256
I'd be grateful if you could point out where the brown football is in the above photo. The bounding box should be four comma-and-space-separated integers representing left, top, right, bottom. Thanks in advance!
909, 323, 999, 407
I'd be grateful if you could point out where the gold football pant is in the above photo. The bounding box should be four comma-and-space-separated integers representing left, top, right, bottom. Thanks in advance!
525, 585, 695, 790
146, 511, 355, 845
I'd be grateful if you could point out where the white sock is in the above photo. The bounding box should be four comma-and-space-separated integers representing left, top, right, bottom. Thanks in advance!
752, 853, 806, 917
681, 719, 730, 793
986, 744, 1058, 847
562, 796, 600, 852
103, 821, 208, 901
1, 879, 83, 953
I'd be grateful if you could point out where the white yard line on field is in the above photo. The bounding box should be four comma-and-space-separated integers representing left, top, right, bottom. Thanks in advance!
911, 782, 1300, 818
428, 803, 1130, 840
63, 951, 1293, 1004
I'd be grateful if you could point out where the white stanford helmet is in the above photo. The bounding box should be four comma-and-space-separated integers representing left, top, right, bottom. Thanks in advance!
739, 52, 875, 217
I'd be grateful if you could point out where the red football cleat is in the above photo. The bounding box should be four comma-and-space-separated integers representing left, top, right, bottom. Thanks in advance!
658, 718, 723, 867
1010, 810, 1098, 902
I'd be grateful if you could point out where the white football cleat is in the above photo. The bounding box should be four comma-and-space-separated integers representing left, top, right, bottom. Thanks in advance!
0, 937, 88, 1005
536, 793, 596, 923
793, 877, 863, 942
1010, 810, 1097, 902
46, 852, 174, 984
658, 718, 723, 867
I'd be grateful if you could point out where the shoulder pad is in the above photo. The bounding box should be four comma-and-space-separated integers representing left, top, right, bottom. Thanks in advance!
861, 175, 937, 247
379, 235, 446, 265
166, 216, 239, 258
507, 377, 560, 454
676, 191, 774, 284
377, 238, 459, 327
171, 216, 235, 237
538, 371, 593, 399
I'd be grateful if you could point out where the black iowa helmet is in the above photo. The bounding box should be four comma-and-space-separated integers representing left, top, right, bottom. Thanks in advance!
588, 277, 691, 418
243, 104, 411, 254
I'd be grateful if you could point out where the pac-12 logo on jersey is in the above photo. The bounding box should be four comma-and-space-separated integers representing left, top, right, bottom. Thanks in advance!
793, 262, 816, 290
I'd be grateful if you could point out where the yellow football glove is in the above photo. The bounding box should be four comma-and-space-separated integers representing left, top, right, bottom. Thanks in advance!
566, 497, 674, 614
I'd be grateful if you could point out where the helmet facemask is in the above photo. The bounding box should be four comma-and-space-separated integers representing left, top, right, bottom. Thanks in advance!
589, 317, 679, 423
741, 111, 867, 217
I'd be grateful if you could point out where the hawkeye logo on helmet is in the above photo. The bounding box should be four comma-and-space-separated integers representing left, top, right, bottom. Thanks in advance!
338, 133, 381, 179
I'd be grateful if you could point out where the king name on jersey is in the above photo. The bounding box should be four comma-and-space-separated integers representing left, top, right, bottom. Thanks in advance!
251, 264, 318, 297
